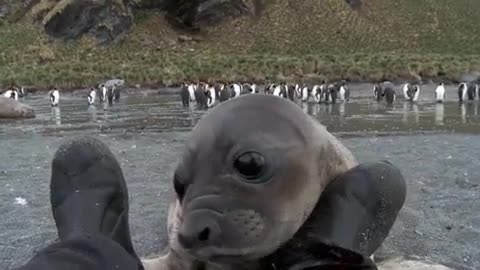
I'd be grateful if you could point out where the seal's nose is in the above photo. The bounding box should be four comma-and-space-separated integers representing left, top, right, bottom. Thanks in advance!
177, 211, 221, 250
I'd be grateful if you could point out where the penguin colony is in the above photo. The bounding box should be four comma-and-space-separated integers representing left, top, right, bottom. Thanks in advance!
180, 80, 470, 109
0, 80, 476, 111
1, 83, 122, 108
179, 80, 351, 109
371, 81, 479, 105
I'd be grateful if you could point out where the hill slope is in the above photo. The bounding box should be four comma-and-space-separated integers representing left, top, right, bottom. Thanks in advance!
1, 0, 480, 88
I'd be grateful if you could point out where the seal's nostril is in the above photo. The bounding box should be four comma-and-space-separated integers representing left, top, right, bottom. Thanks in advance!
198, 227, 210, 242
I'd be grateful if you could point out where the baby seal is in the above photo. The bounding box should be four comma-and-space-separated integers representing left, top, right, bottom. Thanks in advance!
143, 94, 358, 270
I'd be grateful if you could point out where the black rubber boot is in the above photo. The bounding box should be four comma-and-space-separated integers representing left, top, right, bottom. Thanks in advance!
50, 136, 143, 268
308, 160, 407, 256
262, 160, 407, 270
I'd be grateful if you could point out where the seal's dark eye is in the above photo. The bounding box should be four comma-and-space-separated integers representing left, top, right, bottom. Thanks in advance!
234, 152, 265, 181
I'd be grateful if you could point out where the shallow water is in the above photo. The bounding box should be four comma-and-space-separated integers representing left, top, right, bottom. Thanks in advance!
0, 83, 479, 270
2, 83, 480, 138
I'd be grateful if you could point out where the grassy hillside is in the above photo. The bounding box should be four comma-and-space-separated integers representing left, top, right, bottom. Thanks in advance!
2, 0, 480, 89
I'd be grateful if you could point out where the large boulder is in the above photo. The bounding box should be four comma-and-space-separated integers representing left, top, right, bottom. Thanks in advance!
42, 0, 134, 44
0, 97, 35, 119
104, 78, 125, 88
7, 0, 259, 43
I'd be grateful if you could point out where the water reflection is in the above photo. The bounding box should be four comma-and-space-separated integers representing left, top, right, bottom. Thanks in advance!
4, 94, 480, 137
51, 107, 61, 126
461, 103, 466, 124
434, 103, 444, 126
87, 105, 97, 122
300, 102, 308, 115
402, 102, 419, 124
338, 102, 346, 117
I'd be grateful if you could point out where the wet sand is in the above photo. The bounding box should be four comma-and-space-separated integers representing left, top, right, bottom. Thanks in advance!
0, 83, 479, 270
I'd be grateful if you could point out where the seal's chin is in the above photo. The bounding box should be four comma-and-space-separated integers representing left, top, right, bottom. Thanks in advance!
188, 246, 270, 263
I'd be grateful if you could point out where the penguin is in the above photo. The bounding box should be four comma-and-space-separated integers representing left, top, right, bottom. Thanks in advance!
325, 84, 338, 104
3, 88, 18, 101
99, 84, 107, 102
273, 84, 283, 98
195, 84, 208, 110
311, 85, 322, 103
180, 83, 190, 107
250, 83, 258, 94
88, 87, 97, 105
107, 87, 114, 105
206, 86, 217, 108
294, 84, 302, 99
218, 83, 231, 102
330, 84, 338, 104
18, 87, 26, 98
338, 81, 350, 102
476, 84, 480, 101
113, 85, 121, 102
467, 82, 476, 101
373, 84, 384, 102
300, 85, 309, 102
49, 87, 60, 107
187, 83, 197, 102
384, 87, 396, 105
264, 83, 276, 95
242, 83, 258, 94
458, 82, 468, 103
434, 83, 445, 103
402, 83, 410, 100
406, 85, 420, 102
231, 83, 242, 98
286, 84, 296, 101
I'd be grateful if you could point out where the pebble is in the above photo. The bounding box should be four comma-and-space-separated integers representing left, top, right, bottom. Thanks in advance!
14, 197, 28, 206
414, 230, 424, 236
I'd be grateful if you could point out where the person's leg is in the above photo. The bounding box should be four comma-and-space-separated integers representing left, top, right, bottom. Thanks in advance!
262, 160, 406, 270
16, 136, 143, 270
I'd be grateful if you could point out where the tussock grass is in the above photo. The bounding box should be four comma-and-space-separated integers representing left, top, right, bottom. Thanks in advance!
1, 0, 480, 89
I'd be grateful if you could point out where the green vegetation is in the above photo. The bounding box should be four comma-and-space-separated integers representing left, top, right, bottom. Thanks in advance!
2, 0, 480, 89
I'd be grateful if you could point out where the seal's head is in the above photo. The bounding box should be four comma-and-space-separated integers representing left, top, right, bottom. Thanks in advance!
169, 94, 356, 264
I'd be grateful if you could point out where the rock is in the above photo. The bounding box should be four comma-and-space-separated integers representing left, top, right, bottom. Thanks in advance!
167, 0, 256, 29
131, 0, 170, 9
0, 0, 11, 19
104, 79, 125, 88
42, 0, 133, 44
0, 97, 35, 119
178, 34, 193, 42
5, 0, 260, 43
345, 0, 362, 10
0, 0, 34, 20
378, 257, 453, 270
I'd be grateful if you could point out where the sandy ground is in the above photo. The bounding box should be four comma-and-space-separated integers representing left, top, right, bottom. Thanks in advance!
0, 86, 479, 270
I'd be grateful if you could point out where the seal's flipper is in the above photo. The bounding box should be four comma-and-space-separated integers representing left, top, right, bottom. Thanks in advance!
303, 160, 407, 256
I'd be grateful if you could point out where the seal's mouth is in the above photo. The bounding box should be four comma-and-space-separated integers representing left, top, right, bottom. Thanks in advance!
189, 246, 266, 262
